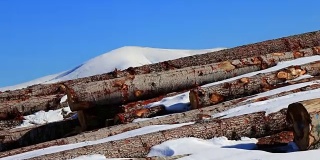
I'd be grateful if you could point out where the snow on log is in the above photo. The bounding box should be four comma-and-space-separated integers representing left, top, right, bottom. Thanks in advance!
63, 47, 320, 111
286, 98, 320, 150
29, 109, 289, 159
189, 48, 320, 109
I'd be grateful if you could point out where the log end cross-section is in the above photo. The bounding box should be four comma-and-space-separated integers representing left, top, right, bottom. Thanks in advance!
286, 99, 320, 151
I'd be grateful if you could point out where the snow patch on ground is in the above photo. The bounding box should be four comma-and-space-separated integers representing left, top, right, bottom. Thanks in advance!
148, 137, 258, 157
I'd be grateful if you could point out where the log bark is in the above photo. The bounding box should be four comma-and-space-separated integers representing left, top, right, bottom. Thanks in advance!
0, 118, 80, 152
0, 94, 65, 120
64, 47, 320, 111
2, 79, 320, 157
29, 109, 289, 159
286, 98, 320, 150
256, 131, 294, 153
189, 48, 320, 109
114, 105, 166, 124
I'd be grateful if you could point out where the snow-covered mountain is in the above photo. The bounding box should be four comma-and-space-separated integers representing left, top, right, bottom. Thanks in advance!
0, 46, 224, 91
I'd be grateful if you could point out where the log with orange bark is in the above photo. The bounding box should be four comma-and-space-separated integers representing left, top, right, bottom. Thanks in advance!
189, 51, 320, 109
286, 98, 320, 150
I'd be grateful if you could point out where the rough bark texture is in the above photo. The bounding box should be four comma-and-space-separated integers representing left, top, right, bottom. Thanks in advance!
189, 48, 320, 109
0, 94, 65, 120
256, 131, 294, 153
63, 46, 320, 111
0, 119, 80, 152
3, 79, 320, 157
114, 105, 166, 124
286, 98, 320, 150
29, 109, 289, 159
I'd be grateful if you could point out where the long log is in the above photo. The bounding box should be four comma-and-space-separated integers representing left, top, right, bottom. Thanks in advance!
189, 49, 320, 109
29, 109, 289, 159
2, 79, 320, 157
286, 98, 320, 150
0, 94, 66, 120
64, 47, 320, 112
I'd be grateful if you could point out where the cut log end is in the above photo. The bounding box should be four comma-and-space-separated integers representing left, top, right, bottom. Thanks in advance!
286, 102, 313, 151
189, 90, 201, 109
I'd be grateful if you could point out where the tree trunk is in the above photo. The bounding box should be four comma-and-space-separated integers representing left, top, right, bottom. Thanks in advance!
0, 118, 80, 152
256, 131, 294, 153
286, 98, 320, 150
0, 83, 63, 102
0, 94, 66, 120
189, 52, 320, 109
114, 105, 166, 124
3, 79, 320, 157
29, 109, 289, 159
64, 47, 320, 112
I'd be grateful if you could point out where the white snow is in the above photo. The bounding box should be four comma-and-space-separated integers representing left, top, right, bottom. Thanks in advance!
0, 46, 225, 91
3, 46, 320, 160
17, 107, 72, 128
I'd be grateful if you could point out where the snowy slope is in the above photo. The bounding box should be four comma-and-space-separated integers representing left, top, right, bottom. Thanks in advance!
2, 46, 320, 160
0, 46, 224, 91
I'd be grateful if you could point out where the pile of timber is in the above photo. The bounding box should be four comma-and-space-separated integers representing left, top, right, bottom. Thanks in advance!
1, 30, 320, 159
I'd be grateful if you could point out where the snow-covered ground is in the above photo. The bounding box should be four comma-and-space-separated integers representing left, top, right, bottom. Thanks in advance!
2, 46, 320, 159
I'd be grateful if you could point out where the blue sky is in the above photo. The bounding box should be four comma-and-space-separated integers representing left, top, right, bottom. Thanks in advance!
0, 0, 319, 87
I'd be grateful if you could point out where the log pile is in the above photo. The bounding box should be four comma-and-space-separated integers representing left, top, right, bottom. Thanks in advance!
1, 30, 320, 159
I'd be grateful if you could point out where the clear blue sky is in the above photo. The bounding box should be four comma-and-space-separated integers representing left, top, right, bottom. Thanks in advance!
0, 0, 319, 87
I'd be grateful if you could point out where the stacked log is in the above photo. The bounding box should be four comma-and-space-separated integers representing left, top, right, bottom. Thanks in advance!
1, 30, 320, 159
189, 53, 320, 109
3, 30, 319, 121
29, 109, 289, 159
2, 79, 320, 157
63, 47, 320, 113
